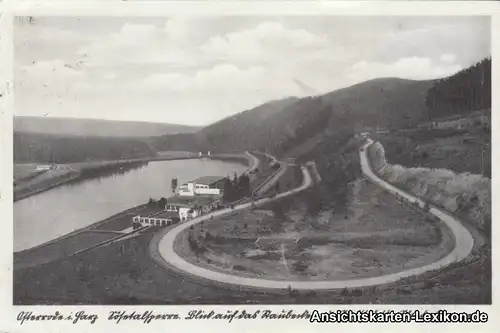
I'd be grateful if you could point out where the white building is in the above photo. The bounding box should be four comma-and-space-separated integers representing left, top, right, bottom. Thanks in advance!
36, 165, 52, 171
132, 210, 180, 228
165, 194, 222, 221
177, 176, 225, 197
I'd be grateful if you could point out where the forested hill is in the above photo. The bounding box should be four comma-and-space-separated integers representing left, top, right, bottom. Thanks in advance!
14, 117, 200, 137
163, 58, 490, 158
149, 97, 299, 153
13, 117, 197, 163
425, 57, 491, 119
150, 78, 434, 156
14, 132, 156, 163
16, 57, 490, 163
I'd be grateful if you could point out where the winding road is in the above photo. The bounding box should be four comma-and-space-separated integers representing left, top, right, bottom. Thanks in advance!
254, 163, 289, 196
154, 139, 474, 290
244, 151, 260, 173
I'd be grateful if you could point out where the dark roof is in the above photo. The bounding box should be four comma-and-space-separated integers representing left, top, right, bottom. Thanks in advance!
192, 175, 226, 186
167, 194, 220, 206
142, 208, 164, 216
153, 211, 180, 219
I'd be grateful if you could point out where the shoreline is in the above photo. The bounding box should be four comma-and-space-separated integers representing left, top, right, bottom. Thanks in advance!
14, 153, 253, 202
14, 152, 255, 257
14, 203, 148, 255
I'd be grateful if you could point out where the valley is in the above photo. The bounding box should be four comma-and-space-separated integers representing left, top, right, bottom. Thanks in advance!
13, 57, 491, 305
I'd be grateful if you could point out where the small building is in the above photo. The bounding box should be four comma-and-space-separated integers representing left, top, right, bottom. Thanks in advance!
194, 176, 226, 190
36, 165, 52, 171
198, 151, 213, 160
166, 194, 222, 221
132, 210, 180, 229
177, 175, 226, 196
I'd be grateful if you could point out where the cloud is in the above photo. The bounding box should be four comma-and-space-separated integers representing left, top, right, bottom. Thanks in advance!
77, 20, 199, 69
14, 17, 490, 125
199, 21, 334, 65
372, 19, 490, 65
16, 59, 84, 94
140, 63, 296, 97
440, 53, 457, 63
346, 57, 462, 83
164, 18, 191, 45
77, 23, 161, 66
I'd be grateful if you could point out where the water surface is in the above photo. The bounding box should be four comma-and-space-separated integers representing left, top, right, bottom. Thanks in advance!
14, 159, 246, 252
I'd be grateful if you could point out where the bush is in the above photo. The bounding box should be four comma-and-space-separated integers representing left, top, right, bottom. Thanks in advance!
233, 265, 247, 271
292, 261, 309, 273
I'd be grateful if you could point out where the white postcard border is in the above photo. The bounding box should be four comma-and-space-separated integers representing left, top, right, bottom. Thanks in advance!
0, 1, 498, 332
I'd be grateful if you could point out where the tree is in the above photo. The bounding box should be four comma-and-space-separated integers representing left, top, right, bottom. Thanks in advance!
147, 198, 156, 207
238, 173, 251, 196
193, 204, 201, 215
158, 197, 167, 210
223, 178, 234, 202
171, 178, 178, 193
425, 57, 490, 119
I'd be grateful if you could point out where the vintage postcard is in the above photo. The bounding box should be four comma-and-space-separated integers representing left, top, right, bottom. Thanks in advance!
0, 1, 498, 332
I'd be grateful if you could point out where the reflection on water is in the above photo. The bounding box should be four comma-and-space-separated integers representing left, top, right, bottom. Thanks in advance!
14, 159, 247, 252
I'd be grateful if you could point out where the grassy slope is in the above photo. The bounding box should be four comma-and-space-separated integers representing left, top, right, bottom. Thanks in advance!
373, 118, 491, 178
178, 177, 451, 282
365, 121, 491, 304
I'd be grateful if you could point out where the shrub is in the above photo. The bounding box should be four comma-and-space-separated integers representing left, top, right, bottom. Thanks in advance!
233, 265, 247, 271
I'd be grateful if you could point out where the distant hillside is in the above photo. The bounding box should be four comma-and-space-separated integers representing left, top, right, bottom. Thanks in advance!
14, 117, 200, 138
151, 78, 434, 155
151, 78, 435, 156
321, 78, 434, 130
150, 97, 299, 153
20, 58, 489, 164
14, 132, 155, 163
196, 97, 300, 151
272, 78, 434, 156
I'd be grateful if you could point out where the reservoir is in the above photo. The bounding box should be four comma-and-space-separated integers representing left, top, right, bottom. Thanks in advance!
14, 159, 247, 252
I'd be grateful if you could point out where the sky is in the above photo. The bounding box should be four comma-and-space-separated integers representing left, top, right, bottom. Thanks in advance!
14, 16, 490, 126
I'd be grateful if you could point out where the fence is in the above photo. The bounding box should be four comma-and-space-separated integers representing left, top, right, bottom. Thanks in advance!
69, 226, 150, 257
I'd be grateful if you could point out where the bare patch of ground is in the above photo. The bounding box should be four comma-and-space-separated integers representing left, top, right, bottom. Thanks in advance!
175, 179, 454, 281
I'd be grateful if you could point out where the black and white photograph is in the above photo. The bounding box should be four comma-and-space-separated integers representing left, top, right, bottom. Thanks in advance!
11, 13, 491, 307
